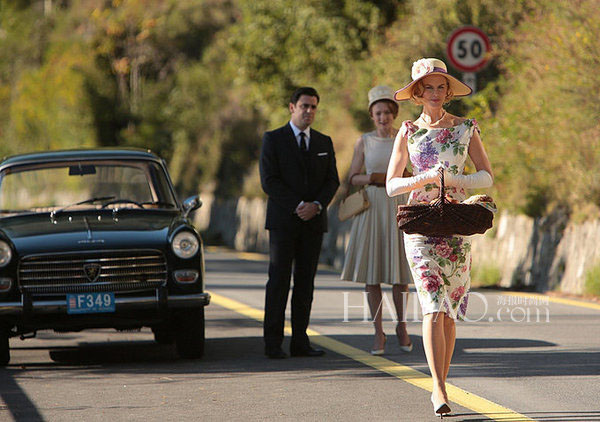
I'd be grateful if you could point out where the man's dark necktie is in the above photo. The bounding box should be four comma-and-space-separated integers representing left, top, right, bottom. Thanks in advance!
299, 132, 310, 186
299, 132, 307, 152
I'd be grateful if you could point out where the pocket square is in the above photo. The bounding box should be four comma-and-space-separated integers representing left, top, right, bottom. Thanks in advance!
317, 152, 328, 157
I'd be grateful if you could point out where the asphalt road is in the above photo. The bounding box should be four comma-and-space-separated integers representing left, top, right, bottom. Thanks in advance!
1, 249, 599, 421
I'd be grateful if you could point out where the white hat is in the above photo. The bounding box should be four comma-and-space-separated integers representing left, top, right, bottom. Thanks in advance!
394, 58, 472, 101
368, 85, 397, 110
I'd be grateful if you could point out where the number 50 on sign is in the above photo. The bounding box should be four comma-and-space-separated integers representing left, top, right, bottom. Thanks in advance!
446, 26, 491, 73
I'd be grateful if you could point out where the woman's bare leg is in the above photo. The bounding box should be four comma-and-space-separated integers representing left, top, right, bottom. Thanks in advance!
392, 284, 411, 346
443, 314, 456, 384
365, 284, 385, 350
422, 312, 448, 402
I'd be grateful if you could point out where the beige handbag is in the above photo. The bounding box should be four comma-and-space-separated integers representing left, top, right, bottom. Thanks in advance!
338, 188, 370, 222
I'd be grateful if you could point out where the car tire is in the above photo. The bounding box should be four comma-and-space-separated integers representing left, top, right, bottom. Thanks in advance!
0, 329, 10, 366
152, 326, 175, 345
175, 307, 205, 359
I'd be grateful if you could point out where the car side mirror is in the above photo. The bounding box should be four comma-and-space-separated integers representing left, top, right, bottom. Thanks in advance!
182, 195, 202, 218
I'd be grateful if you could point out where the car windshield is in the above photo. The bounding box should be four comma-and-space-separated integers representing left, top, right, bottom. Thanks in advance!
0, 159, 177, 214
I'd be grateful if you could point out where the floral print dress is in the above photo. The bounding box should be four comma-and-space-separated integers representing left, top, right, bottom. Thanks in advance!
401, 118, 480, 320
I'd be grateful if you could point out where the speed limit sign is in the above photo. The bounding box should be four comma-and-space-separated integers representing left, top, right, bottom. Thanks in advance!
446, 26, 490, 73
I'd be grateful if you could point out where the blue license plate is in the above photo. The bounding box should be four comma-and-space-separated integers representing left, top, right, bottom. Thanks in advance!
67, 293, 115, 314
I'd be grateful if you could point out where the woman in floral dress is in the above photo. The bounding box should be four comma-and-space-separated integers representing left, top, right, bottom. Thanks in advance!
386, 58, 494, 417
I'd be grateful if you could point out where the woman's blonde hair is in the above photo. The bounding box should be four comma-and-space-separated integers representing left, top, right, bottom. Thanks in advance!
410, 77, 454, 105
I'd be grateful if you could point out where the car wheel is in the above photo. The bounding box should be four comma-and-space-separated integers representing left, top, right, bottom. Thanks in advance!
0, 329, 10, 366
152, 326, 175, 345
175, 307, 205, 359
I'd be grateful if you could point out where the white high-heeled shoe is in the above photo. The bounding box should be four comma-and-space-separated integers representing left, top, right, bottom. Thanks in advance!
370, 334, 386, 355
396, 327, 413, 353
399, 340, 413, 353
431, 394, 451, 417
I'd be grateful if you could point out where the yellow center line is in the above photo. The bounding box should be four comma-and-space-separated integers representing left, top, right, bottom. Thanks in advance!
209, 291, 533, 422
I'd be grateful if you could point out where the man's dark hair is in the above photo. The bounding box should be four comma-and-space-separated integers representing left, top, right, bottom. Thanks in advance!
290, 87, 320, 105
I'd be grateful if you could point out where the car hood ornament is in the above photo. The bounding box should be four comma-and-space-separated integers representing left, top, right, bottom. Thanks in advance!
78, 216, 105, 244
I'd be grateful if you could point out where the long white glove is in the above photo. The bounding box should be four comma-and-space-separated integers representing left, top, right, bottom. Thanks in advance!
444, 170, 493, 189
386, 164, 442, 197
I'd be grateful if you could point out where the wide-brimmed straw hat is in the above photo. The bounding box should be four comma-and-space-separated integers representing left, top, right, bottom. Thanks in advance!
394, 58, 472, 101
368, 85, 398, 110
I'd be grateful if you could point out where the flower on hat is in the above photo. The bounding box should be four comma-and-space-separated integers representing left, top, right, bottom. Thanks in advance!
411, 59, 434, 80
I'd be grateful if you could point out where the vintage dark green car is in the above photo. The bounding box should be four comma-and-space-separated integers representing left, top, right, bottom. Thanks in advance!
0, 149, 210, 365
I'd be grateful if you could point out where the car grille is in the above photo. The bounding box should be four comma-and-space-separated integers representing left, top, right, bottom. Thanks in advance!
18, 250, 168, 295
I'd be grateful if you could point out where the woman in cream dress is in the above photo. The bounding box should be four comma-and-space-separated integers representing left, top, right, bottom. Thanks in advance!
341, 86, 413, 355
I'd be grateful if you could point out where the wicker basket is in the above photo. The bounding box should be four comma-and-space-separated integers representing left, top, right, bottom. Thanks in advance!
397, 168, 494, 236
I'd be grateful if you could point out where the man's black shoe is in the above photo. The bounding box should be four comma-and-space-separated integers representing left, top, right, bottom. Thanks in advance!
290, 346, 325, 357
265, 347, 287, 359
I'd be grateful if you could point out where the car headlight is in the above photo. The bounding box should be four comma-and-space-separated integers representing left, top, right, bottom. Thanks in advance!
0, 240, 12, 267
172, 231, 199, 259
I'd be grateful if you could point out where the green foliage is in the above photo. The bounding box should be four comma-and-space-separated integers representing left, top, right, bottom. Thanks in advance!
0, 0, 598, 218
220, 0, 390, 127
471, 263, 501, 288
584, 263, 600, 297
0, 3, 47, 157
9, 44, 96, 152
482, 0, 600, 217
82, 0, 239, 195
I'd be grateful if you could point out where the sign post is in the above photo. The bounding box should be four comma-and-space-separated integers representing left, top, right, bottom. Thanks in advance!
446, 26, 491, 94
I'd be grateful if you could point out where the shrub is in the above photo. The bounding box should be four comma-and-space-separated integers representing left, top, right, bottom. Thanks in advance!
584, 263, 600, 297
471, 263, 502, 288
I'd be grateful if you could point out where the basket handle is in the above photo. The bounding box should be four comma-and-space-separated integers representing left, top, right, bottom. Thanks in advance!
438, 166, 447, 203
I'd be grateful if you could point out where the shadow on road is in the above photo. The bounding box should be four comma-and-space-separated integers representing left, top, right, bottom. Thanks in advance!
2, 331, 599, 421
2, 331, 597, 380
0, 368, 45, 421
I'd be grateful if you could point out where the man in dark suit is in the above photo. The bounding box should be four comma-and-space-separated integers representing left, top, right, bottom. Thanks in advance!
259, 87, 340, 359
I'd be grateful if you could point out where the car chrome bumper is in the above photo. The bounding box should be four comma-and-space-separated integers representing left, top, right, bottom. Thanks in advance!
0, 292, 211, 315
